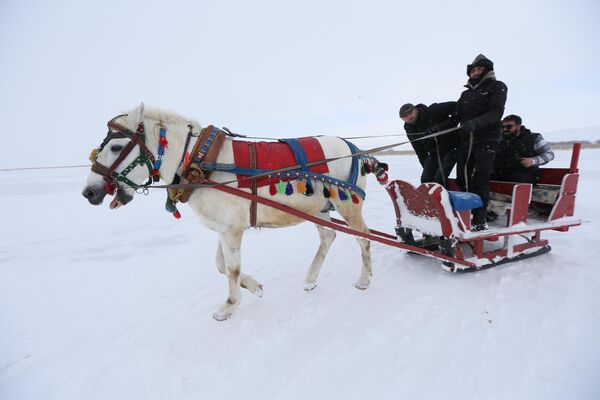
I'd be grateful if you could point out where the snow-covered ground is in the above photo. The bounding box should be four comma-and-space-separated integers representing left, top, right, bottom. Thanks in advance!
1, 149, 599, 400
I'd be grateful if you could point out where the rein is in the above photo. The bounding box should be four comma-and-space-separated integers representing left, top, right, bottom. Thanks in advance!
145, 125, 461, 192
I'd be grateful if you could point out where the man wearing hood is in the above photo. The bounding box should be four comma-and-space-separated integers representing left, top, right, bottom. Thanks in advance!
441, 54, 508, 231
399, 102, 459, 186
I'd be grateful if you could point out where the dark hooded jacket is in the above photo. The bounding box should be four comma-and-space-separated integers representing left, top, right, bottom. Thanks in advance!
404, 102, 459, 166
443, 55, 508, 145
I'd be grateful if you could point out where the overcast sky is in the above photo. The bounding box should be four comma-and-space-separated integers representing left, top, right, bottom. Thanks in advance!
1, 0, 599, 167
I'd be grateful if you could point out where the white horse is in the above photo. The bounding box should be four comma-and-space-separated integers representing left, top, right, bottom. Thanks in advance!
82, 104, 385, 320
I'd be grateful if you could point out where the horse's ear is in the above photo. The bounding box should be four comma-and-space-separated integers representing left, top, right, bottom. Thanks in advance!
128, 102, 145, 124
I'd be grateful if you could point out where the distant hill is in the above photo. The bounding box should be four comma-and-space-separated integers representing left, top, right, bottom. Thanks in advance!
541, 126, 600, 144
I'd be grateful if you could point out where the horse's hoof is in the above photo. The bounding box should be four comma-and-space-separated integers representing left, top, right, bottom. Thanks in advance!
255, 284, 264, 297
212, 311, 232, 321
304, 282, 317, 291
355, 281, 370, 290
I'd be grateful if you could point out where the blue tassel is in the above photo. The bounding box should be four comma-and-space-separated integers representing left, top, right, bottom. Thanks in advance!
339, 187, 347, 201
285, 181, 293, 195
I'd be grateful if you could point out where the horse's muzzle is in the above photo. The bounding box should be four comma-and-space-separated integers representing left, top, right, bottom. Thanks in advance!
82, 185, 106, 205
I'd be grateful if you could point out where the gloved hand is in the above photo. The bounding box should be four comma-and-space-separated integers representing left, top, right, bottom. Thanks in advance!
424, 125, 439, 136
461, 119, 478, 133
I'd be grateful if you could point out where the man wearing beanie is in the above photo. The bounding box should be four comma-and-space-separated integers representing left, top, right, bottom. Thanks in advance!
441, 54, 508, 231
399, 101, 458, 186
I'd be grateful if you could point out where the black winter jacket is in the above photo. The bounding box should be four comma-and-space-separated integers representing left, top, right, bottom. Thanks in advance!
443, 71, 508, 145
493, 127, 542, 176
404, 102, 458, 166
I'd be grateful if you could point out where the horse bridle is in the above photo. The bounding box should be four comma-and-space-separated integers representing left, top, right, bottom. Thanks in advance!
90, 116, 155, 193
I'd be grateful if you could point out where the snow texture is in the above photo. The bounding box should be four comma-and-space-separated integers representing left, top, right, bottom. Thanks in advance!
1, 150, 599, 400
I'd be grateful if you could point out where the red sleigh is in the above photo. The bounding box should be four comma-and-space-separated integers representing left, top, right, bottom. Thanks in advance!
385, 144, 582, 271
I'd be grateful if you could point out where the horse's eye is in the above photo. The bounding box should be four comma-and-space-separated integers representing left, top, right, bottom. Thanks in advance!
111, 144, 123, 152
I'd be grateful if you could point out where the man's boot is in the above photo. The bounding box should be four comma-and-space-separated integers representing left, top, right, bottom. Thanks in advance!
471, 207, 488, 232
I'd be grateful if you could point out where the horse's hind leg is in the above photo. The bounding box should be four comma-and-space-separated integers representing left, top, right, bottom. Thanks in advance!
213, 230, 244, 321
337, 205, 372, 290
215, 242, 263, 297
304, 213, 336, 291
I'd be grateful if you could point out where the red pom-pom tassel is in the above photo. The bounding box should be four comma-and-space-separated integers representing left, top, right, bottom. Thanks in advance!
159, 137, 169, 147
182, 151, 190, 172
172, 210, 181, 219
269, 180, 277, 196
376, 172, 388, 184
351, 193, 359, 204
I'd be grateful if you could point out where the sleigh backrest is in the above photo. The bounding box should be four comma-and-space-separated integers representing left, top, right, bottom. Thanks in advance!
387, 180, 473, 238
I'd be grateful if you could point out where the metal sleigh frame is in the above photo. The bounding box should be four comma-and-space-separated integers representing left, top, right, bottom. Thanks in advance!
210, 144, 582, 272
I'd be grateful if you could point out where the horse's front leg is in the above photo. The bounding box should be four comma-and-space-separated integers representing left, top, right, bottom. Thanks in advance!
213, 230, 243, 321
215, 242, 263, 297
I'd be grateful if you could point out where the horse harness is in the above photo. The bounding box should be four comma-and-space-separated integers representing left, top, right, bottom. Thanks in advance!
90, 117, 155, 193
170, 125, 227, 203
91, 116, 379, 226
169, 125, 264, 226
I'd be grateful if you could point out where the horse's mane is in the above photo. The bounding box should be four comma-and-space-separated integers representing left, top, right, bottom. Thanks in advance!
124, 107, 202, 131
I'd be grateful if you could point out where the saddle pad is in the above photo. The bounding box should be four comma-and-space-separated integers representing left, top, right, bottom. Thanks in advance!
232, 137, 329, 188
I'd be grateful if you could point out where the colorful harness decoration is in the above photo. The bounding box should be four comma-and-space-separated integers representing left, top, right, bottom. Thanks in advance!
152, 126, 168, 181
200, 136, 373, 203
93, 117, 385, 222
151, 125, 386, 221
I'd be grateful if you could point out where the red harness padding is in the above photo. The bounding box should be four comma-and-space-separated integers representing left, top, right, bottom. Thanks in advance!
232, 137, 329, 188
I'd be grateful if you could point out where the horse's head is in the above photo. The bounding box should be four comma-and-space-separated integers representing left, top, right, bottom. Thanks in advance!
82, 104, 155, 209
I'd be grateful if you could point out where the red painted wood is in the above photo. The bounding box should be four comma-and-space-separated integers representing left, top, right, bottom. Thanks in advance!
569, 143, 581, 173
388, 181, 457, 237
386, 183, 402, 228
538, 168, 571, 185
330, 217, 397, 240
458, 210, 471, 231
430, 186, 457, 238
509, 184, 532, 226
394, 181, 440, 218
549, 173, 579, 222
479, 239, 549, 262
490, 181, 517, 196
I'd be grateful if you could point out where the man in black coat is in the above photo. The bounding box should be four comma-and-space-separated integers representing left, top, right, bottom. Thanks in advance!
442, 54, 508, 231
399, 102, 459, 186
492, 115, 555, 184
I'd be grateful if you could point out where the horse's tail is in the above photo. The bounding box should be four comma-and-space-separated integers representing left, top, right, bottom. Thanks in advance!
363, 155, 389, 185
